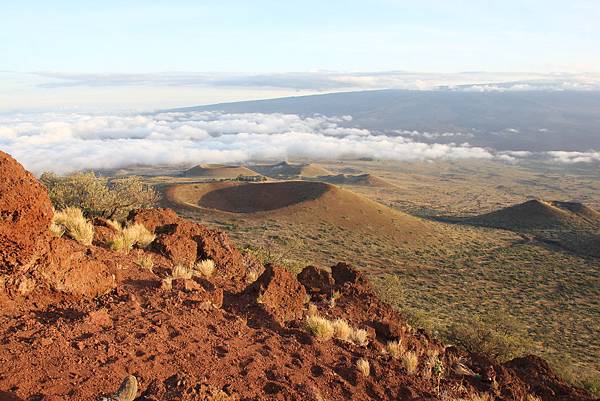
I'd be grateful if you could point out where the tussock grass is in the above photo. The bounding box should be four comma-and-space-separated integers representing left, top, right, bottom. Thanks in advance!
401, 351, 419, 375
350, 328, 369, 346
53, 207, 94, 245
332, 319, 352, 342
356, 358, 370, 377
526, 395, 542, 401
305, 315, 335, 341
49, 221, 65, 238
386, 339, 404, 359
108, 222, 155, 253
171, 264, 194, 280
136, 254, 154, 272
194, 259, 215, 278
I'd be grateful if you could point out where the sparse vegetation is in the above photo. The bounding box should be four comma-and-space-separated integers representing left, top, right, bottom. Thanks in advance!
332, 319, 352, 342
305, 314, 335, 341
386, 339, 404, 359
245, 267, 262, 283
350, 328, 369, 346
41, 172, 158, 220
401, 351, 419, 375
136, 254, 154, 272
49, 221, 65, 238
194, 259, 216, 278
171, 264, 194, 280
52, 207, 94, 245
356, 358, 370, 377
446, 312, 533, 362
108, 223, 155, 253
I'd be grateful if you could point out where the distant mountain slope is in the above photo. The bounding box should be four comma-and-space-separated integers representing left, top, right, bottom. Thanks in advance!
467, 199, 600, 257
251, 162, 332, 178
470, 199, 600, 230
169, 89, 600, 152
182, 164, 261, 178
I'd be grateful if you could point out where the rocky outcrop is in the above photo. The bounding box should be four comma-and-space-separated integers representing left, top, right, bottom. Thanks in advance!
297, 265, 335, 299
246, 264, 307, 324
0, 151, 53, 273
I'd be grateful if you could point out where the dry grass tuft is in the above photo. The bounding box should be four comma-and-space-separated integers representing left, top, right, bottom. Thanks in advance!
106, 219, 123, 231
49, 221, 65, 238
53, 207, 94, 245
307, 303, 319, 317
171, 264, 193, 280
245, 267, 261, 283
194, 259, 216, 278
386, 339, 404, 359
356, 358, 370, 377
136, 254, 154, 272
123, 223, 155, 247
401, 351, 419, 375
350, 328, 369, 347
108, 222, 155, 253
526, 395, 542, 401
305, 315, 335, 341
332, 319, 352, 342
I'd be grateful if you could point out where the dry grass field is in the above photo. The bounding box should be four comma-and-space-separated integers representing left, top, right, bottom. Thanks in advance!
133, 159, 600, 389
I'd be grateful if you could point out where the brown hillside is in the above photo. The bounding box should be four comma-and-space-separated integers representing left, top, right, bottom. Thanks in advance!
165, 180, 433, 241
312, 173, 393, 187
0, 151, 597, 401
469, 199, 594, 230
252, 161, 332, 178
182, 164, 262, 178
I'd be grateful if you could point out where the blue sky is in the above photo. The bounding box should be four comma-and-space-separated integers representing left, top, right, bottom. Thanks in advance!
3, 0, 599, 73
1, 1, 600, 111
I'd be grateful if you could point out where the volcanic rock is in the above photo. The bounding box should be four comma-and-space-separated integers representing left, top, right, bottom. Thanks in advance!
0, 150, 53, 273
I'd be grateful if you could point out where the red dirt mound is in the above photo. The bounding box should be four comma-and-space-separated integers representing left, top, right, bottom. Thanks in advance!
0, 151, 53, 273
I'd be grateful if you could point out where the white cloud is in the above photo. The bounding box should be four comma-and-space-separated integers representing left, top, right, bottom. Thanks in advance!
3, 111, 597, 175
547, 151, 600, 163
1, 111, 500, 174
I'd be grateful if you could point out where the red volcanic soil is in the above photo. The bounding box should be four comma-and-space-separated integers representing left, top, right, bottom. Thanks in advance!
0, 151, 597, 401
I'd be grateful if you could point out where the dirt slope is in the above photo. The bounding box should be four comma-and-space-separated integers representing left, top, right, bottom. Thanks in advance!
164, 180, 434, 242
252, 162, 332, 178
308, 173, 393, 188
182, 164, 262, 178
0, 152, 597, 401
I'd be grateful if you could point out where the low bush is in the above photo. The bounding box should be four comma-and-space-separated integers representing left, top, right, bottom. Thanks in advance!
445, 311, 533, 362
41, 172, 158, 220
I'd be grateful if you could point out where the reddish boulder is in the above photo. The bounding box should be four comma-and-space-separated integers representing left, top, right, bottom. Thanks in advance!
33, 238, 117, 297
0, 151, 53, 273
297, 265, 335, 299
128, 208, 179, 232
331, 262, 368, 288
153, 226, 199, 266
247, 264, 307, 324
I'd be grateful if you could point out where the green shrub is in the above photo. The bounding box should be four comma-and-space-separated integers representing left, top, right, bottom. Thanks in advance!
40, 172, 158, 220
445, 311, 533, 362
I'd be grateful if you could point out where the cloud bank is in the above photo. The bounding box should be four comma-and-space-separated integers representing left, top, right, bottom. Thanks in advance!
35, 71, 600, 92
1, 111, 597, 175
1, 111, 502, 175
